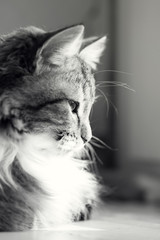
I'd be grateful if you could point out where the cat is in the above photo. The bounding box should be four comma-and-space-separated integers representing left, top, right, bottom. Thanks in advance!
0, 25, 106, 231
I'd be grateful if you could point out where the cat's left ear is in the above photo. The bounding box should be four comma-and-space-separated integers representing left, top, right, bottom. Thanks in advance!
36, 25, 84, 70
80, 36, 107, 70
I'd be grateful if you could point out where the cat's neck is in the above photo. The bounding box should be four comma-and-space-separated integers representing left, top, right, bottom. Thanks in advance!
0, 132, 86, 189
0, 132, 98, 227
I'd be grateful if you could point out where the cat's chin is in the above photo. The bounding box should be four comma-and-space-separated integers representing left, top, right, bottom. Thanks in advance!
57, 140, 84, 155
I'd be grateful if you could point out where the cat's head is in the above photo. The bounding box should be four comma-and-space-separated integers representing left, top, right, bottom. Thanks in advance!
0, 25, 106, 154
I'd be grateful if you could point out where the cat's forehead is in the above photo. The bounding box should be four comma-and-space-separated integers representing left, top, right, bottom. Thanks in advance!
52, 56, 93, 83
59, 57, 92, 81
40, 56, 95, 102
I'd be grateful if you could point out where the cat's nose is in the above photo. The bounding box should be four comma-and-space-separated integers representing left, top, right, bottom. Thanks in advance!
81, 123, 92, 143
81, 136, 88, 143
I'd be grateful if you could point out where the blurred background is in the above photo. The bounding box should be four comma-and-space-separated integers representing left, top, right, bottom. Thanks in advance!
0, 0, 160, 210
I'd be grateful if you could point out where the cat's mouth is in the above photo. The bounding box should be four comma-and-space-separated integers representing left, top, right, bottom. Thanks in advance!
57, 134, 84, 153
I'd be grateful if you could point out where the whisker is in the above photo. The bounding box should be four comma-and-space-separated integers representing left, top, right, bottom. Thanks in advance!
84, 143, 99, 173
92, 136, 118, 151
86, 142, 103, 166
95, 88, 118, 116
96, 88, 109, 117
90, 141, 104, 149
107, 97, 118, 116
96, 81, 135, 92
94, 69, 133, 76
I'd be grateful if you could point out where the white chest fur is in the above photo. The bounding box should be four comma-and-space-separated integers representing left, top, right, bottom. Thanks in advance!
16, 134, 98, 228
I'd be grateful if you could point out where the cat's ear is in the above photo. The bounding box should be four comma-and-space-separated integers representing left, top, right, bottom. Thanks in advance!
36, 25, 84, 68
80, 36, 107, 70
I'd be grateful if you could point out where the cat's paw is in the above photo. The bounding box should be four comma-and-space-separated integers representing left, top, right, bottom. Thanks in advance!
73, 204, 92, 222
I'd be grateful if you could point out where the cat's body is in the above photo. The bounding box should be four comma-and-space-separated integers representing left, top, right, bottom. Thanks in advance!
0, 25, 106, 231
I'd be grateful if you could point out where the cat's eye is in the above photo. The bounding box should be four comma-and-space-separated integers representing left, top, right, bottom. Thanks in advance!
68, 100, 79, 113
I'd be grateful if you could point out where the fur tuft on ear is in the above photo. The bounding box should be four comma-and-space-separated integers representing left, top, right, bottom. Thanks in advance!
36, 25, 84, 69
80, 36, 107, 70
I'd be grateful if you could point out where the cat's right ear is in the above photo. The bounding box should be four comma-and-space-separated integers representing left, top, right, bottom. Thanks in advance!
36, 25, 84, 72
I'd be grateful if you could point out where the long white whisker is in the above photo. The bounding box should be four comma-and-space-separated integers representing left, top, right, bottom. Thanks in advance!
94, 69, 133, 76
107, 97, 118, 116
92, 136, 118, 151
84, 144, 98, 173
90, 142, 104, 149
96, 88, 109, 116
86, 142, 103, 166
96, 81, 135, 92
95, 88, 118, 116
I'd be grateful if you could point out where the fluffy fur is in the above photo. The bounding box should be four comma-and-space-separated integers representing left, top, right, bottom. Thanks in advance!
0, 25, 106, 231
